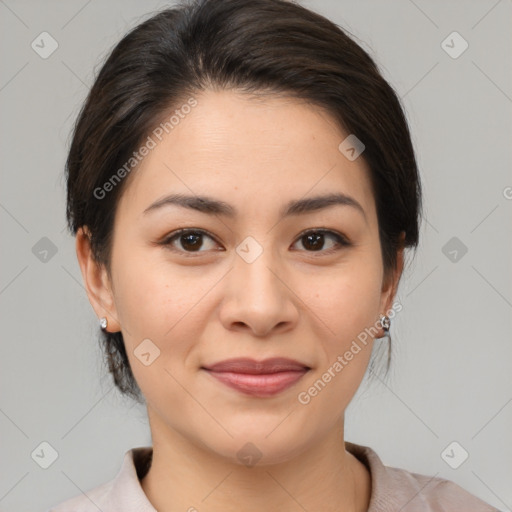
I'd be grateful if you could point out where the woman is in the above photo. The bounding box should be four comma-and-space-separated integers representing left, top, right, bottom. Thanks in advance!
49, 0, 499, 510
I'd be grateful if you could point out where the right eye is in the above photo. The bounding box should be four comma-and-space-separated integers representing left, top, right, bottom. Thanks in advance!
159, 228, 223, 255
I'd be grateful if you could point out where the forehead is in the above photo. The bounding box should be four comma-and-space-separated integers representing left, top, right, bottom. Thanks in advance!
117, 89, 376, 224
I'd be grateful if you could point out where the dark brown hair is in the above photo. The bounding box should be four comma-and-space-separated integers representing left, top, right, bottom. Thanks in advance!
65, 0, 423, 402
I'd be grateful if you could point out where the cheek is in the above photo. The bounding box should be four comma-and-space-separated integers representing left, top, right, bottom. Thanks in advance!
111, 252, 215, 390
297, 268, 381, 419
313, 260, 383, 341
111, 248, 196, 337
112, 263, 201, 398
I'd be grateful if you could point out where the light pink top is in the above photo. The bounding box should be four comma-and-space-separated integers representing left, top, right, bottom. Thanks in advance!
48, 441, 500, 511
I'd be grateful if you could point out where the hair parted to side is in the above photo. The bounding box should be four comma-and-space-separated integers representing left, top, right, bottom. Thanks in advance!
65, 0, 423, 403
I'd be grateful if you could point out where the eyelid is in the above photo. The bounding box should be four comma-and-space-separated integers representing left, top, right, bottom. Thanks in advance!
294, 228, 350, 245
292, 228, 351, 255
159, 228, 223, 253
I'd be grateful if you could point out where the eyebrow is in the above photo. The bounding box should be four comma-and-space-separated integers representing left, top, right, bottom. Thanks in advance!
143, 192, 367, 222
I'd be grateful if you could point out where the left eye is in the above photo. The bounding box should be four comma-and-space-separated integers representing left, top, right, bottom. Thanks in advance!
292, 229, 349, 253
160, 228, 350, 255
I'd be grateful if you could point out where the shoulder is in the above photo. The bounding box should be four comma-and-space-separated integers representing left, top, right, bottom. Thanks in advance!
345, 441, 501, 512
46, 479, 114, 512
382, 465, 499, 511
46, 446, 155, 512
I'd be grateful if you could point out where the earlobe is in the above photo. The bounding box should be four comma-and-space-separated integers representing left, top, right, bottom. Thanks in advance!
75, 227, 121, 332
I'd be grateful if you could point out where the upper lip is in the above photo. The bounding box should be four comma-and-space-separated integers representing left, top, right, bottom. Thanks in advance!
202, 357, 310, 374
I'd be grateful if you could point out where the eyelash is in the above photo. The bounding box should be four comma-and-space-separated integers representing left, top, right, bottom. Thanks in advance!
158, 228, 352, 257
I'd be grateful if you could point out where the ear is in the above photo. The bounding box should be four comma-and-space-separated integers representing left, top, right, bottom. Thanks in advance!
379, 231, 406, 331
75, 226, 121, 332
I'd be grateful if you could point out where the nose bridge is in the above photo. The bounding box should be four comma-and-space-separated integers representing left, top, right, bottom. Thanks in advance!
233, 234, 281, 298
219, 233, 297, 335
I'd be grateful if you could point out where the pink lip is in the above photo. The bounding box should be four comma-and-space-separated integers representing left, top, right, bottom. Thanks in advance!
202, 357, 310, 397
203, 357, 309, 373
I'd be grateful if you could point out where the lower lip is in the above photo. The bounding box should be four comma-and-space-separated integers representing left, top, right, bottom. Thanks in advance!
204, 369, 309, 397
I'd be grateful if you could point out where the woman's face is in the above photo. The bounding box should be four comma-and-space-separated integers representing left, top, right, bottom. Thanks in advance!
79, 89, 403, 464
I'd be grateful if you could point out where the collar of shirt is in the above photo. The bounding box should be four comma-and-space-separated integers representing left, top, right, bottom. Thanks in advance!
48, 441, 498, 511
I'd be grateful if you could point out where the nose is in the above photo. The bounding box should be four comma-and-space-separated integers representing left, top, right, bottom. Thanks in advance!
218, 244, 299, 337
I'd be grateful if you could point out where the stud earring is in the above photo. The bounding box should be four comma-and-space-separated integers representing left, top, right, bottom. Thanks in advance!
379, 314, 390, 336
100, 317, 108, 331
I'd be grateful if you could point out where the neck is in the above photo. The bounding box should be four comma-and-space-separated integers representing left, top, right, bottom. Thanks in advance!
140, 413, 371, 512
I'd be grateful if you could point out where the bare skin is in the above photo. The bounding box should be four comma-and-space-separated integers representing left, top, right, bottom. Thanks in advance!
76, 89, 404, 511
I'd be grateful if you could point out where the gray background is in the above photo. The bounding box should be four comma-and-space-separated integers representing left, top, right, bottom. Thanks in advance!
1, 0, 511, 511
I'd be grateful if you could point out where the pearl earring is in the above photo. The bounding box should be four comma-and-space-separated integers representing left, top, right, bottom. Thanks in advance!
100, 317, 108, 331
